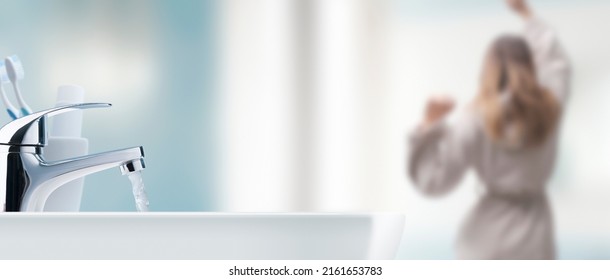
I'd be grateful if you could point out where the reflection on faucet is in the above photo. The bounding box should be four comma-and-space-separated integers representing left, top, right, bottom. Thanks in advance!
0, 103, 146, 212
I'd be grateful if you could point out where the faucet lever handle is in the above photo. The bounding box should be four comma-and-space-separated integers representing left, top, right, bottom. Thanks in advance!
0, 103, 111, 147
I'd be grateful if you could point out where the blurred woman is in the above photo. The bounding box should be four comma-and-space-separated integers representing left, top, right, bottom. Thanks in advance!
407, 0, 571, 259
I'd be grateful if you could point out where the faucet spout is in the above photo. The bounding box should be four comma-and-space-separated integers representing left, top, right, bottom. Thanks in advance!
0, 103, 146, 212
20, 146, 145, 212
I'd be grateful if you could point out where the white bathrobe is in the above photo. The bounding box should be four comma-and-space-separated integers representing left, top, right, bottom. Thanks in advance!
408, 18, 571, 259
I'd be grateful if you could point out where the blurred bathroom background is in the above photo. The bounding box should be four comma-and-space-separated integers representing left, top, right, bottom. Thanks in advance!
1, 0, 609, 259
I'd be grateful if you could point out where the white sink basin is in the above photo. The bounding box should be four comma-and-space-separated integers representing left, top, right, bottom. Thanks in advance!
0, 212, 404, 259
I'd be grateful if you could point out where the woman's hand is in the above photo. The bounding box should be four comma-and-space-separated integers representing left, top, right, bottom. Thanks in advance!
506, 0, 532, 19
421, 94, 455, 129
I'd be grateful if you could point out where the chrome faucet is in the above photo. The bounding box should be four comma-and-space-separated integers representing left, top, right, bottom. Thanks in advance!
0, 103, 145, 212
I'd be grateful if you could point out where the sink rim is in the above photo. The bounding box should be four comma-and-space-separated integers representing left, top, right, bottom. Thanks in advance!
0, 211, 405, 259
0, 211, 405, 217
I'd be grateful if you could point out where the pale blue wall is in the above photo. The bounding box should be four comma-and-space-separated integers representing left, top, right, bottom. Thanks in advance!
0, 0, 218, 211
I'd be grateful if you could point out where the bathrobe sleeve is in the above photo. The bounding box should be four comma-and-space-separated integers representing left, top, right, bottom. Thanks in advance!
524, 18, 572, 104
408, 111, 481, 197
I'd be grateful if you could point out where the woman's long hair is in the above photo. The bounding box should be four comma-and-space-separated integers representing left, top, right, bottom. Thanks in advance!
476, 34, 560, 148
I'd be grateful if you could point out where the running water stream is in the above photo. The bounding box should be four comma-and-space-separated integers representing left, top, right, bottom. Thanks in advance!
127, 170, 149, 212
